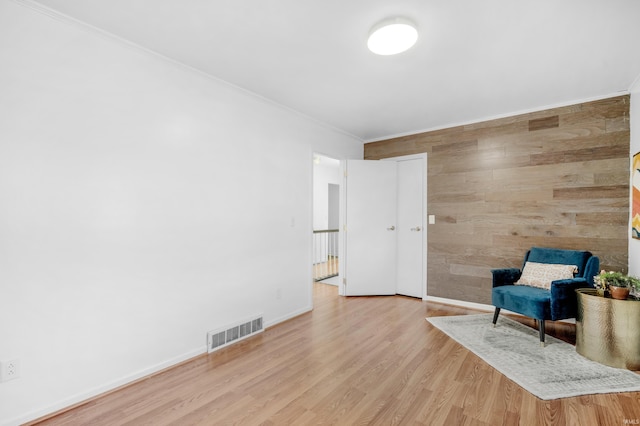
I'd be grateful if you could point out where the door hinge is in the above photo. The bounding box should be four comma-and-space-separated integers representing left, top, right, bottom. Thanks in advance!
343, 278, 347, 286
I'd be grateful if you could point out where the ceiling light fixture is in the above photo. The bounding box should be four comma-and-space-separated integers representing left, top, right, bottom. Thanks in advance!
367, 17, 418, 55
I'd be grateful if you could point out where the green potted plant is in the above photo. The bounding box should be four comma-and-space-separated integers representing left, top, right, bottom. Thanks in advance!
594, 270, 640, 300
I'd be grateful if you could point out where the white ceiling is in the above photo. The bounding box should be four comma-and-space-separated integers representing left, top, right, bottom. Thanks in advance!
30, 0, 640, 141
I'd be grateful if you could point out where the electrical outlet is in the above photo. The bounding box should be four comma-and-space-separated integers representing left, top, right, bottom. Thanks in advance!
0, 359, 20, 382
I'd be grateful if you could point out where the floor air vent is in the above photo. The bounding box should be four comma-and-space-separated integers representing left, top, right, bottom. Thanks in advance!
207, 314, 264, 353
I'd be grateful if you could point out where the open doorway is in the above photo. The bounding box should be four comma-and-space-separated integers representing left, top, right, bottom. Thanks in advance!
312, 154, 341, 285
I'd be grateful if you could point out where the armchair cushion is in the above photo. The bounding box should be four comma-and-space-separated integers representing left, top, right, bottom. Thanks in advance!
492, 285, 550, 319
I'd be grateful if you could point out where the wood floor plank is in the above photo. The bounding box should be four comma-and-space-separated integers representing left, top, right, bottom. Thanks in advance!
29, 283, 640, 425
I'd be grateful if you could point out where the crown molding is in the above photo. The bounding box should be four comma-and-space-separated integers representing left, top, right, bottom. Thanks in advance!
10, 0, 364, 143
365, 91, 631, 143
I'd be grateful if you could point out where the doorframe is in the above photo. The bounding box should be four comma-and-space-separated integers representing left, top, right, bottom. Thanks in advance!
338, 160, 347, 296
383, 153, 428, 300
311, 152, 343, 302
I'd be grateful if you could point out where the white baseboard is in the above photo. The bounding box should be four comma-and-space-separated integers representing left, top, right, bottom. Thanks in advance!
9, 307, 314, 426
7, 346, 206, 426
265, 306, 313, 329
425, 295, 494, 312
9, 301, 318, 426
424, 295, 575, 324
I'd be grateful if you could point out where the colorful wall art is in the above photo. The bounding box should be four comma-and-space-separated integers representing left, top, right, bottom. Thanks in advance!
633, 151, 640, 239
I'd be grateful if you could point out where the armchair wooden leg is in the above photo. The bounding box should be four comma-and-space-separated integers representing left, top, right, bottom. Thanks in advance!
492, 307, 501, 327
538, 320, 545, 347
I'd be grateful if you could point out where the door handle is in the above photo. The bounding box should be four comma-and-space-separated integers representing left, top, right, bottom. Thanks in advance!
411, 226, 422, 232
387, 226, 395, 231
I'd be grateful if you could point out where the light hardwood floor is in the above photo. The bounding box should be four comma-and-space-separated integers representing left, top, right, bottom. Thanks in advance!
31, 283, 640, 425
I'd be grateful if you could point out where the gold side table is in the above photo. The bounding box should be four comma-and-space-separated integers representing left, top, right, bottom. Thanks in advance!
575, 288, 640, 370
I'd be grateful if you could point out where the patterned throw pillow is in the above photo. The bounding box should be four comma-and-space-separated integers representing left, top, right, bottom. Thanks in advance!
514, 261, 578, 290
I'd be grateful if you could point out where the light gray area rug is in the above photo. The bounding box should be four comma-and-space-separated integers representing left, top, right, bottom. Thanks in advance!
426, 314, 640, 400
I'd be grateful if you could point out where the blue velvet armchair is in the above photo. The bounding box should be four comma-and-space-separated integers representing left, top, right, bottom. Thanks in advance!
491, 247, 599, 346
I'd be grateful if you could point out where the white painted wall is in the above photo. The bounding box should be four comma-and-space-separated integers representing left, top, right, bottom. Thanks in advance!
630, 81, 640, 277
0, 1, 362, 424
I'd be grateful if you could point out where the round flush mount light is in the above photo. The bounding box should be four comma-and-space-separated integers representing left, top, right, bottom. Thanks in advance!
367, 17, 418, 55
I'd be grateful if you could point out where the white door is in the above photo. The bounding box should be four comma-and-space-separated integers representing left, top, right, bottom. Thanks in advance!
343, 160, 397, 296
396, 158, 425, 298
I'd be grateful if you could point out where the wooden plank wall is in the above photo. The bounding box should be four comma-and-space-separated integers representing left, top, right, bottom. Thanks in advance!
364, 95, 630, 305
